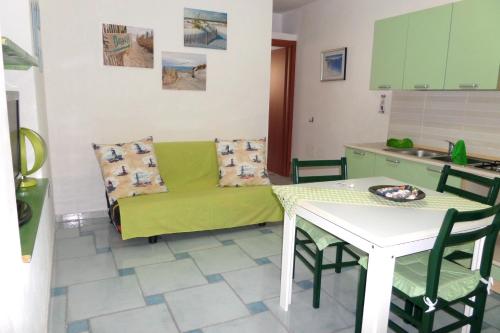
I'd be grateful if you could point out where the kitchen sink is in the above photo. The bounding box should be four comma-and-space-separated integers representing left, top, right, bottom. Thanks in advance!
383, 148, 444, 158
430, 155, 485, 165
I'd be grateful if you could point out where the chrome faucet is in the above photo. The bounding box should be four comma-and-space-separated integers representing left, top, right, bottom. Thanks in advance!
445, 140, 455, 155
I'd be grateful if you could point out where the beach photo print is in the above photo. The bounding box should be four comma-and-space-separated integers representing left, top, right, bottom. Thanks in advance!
102, 23, 154, 68
184, 8, 227, 50
162, 52, 207, 91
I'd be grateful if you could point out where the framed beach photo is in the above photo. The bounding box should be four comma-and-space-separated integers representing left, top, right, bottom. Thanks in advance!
321, 47, 347, 81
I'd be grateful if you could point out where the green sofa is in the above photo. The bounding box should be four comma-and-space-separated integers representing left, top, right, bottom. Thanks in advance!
114, 141, 284, 240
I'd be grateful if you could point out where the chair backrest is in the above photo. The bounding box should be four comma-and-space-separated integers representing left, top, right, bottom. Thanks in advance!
291, 157, 347, 184
425, 203, 500, 300
436, 165, 500, 206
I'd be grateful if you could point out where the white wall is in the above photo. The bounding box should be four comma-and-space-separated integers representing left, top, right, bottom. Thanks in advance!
0, 0, 54, 332
40, 0, 273, 215
281, 0, 459, 160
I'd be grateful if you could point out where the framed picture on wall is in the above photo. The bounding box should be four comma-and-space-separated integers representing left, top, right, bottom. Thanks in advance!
320, 47, 347, 81
184, 8, 227, 50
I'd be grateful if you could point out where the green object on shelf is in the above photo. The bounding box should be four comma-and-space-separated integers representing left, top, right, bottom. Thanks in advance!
451, 140, 467, 165
386, 138, 414, 148
1, 36, 38, 70
17, 179, 48, 263
19, 128, 47, 188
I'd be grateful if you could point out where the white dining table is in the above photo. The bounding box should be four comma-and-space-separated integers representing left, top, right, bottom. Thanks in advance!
278, 177, 490, 333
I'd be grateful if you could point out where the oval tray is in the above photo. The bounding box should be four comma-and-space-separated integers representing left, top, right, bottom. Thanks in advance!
368, 185, 426, 202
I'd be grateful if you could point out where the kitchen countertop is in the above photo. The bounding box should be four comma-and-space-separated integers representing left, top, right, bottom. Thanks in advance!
345, 142, 500, 179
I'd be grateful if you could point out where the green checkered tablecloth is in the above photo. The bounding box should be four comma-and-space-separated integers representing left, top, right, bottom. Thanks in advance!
272, 185, 489, 218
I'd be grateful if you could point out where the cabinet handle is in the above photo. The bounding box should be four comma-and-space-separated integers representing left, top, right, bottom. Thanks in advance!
414, 84, 429, 89
353, 150, 365, 156
378, 84, 391, 89
386, 158, 400, 164
459, 83, 479, 89
426, 166, 442, 174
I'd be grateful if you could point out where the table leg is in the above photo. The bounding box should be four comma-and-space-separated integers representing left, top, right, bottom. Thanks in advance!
461, 238, 485, 333
362, 247, 395, 333
280, 212, 296, 311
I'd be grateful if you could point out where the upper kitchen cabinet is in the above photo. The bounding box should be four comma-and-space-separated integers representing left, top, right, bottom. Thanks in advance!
403, 4, 452, 90
370, 15, 409, 90
445, 0, 500, 90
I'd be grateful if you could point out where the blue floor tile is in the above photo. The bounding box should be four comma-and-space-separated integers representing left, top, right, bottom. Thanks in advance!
67, 319, 89, 333
221, 240, 235, 246
184, 329, 203, 333
96, 247, 111, 254
255, 257, 271, 265
79, 231, 94, 237
260, 229, 273, 234
297, 280, 314, 290
118, 268, 135, 276
175, 252, 191, 260
144, 294, 166, 305
246, 301, 269, 314
206, 273, 224, 283
51, 287, 67, 297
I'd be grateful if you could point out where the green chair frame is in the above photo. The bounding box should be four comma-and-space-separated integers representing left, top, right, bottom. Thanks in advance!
437, 165, 500, 263
355, 203, 500, 333
292, 157, 360, 308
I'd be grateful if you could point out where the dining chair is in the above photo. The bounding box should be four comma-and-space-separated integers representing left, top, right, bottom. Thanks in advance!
436, 165, 500, 265
292, 157, 363, 308
354, 203, 500, 333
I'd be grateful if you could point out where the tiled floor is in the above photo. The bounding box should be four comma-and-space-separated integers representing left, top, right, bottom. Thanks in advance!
49, 218, 500, 333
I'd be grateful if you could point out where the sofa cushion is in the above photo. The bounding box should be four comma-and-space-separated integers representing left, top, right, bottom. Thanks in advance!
93, 136, 167, 205
118, 186, 283, 239
215, 138, 271, 187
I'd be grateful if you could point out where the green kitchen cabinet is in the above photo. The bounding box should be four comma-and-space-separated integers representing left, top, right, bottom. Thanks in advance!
403, 4, 452, 90
445, 0, 500, 90
374, 154, 414, 183
345, 148, 375, 179
370, 14, 409, 90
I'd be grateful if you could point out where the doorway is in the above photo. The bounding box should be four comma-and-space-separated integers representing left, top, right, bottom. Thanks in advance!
267, 39, 296, 177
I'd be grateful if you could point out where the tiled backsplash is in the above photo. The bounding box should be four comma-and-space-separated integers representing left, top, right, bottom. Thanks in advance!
388, 91, 500, 159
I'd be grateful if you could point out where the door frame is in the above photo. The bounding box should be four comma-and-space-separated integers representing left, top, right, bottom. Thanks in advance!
271, 38, 296, 177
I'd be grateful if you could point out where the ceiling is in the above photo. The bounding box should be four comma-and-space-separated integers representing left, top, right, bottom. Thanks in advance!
273, 0, 318, 13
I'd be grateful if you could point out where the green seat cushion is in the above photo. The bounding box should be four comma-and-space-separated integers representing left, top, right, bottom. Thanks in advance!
118, 186, 283, 239
359, 252, 481, 302
296, 217, 343, 251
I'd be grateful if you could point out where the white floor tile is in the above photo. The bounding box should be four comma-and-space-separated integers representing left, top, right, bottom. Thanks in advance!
55, 236, 96, 260
166, 232, 221, 254
189, 245, 257, 275
203, 312, 287, 333
234, 234, 282, 259
90, 304, 178, 333
55, 228, 80, 239
265, 289, 355, 333
136, 259, 207, 296
54, 252, 118, 287
48, 295, 66, 333
222, 264, 283, 303
321, 267, 360, 312
112, 243, 175, 269
165, 282, 248, 332
67, 275, 145, 321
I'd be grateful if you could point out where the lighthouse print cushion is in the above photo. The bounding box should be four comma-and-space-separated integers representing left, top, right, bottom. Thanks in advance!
93, 136, 167, 205
215, 138, 270, 187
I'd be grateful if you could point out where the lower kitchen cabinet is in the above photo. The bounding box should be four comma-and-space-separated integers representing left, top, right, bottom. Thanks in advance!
345, 148, 375, 179
346, 148, 461, 190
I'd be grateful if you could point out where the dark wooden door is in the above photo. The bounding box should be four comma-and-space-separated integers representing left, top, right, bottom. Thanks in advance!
267, 40, 296, 177
268, 47, 287, 175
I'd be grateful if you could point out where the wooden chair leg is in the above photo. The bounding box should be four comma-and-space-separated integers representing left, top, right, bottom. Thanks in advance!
335, 243, 344, 273
470, 291, 488, 333
312, 249, 324, 308
354, 267, 367, 333
419, 311, 434, 333
404, 300, 414, 324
